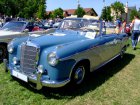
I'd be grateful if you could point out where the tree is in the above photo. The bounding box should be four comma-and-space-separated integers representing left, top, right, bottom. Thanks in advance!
0, 0, 47, 19
0, 0, 28, 17
101, 6, 113, 21
47, 12, 54, 19
20, 0, 39, 18
130, 9, 140, 21
74, 7, 85, 17
111, 1, 124, 18
36, 0, 46, 19
53, 8, 64, 19
0, 0, 14, 16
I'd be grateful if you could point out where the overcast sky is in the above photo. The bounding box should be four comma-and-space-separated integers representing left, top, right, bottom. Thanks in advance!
46, 0, 140, 16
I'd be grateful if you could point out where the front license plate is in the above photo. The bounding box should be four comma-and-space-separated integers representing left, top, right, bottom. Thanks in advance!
12, 70, 28, 82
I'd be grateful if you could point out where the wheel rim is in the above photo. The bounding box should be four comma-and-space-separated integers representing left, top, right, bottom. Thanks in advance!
74, 66, 85, 85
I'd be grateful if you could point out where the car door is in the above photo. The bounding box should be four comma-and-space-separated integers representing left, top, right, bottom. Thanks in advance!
89, 36, 112, 70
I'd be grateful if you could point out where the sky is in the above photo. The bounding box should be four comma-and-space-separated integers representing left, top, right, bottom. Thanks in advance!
46, 0, 140, 16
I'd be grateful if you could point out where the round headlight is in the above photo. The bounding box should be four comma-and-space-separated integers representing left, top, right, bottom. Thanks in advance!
8, 43, 14, 53
37, 65, 43, 73
47, 52, 58, 66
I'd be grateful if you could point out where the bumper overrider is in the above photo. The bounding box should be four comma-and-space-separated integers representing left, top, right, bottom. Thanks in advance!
3, 59, 70, 90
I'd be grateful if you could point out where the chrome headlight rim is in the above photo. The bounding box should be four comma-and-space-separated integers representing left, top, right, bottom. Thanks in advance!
47, 52, 59, 66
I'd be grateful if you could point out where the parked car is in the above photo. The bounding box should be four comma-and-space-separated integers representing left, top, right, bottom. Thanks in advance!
4, 17, 129, 90
0, 21, 54, 60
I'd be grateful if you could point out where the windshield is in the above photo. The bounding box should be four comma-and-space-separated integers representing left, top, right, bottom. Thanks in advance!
59, 19, 100, 32
1, 22, 26, 32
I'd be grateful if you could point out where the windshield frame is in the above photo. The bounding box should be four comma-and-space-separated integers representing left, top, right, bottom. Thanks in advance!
58, 18, 102, 34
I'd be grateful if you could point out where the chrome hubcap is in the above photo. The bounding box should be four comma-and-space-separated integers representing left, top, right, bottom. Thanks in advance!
74, 66, 85, 84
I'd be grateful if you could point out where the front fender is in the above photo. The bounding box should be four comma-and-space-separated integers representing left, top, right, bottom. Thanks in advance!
38, 46, 76, 81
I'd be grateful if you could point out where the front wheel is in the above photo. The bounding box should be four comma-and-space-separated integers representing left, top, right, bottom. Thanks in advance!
71, 64, 87, 85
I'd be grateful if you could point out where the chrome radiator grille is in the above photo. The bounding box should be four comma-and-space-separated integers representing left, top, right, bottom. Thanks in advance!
20, 44, 39, 74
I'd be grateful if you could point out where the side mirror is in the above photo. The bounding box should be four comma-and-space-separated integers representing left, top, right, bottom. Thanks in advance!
23, 29, 29, 33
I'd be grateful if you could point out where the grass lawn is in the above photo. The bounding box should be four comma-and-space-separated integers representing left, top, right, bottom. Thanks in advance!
0, 40, 140, 105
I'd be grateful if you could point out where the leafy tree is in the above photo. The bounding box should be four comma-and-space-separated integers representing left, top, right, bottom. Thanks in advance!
20, 0, 39, 18
0, 0, 28, 17
53, 8, 64, 19
101, 6, 113, 21
0, 0, 13, 16
47, 12, 54, 19
74, 7, 85, 17
0, 0, 47, 19
111, 1, 124, 18
36, 0, 46, 19
130, 9, 140, 21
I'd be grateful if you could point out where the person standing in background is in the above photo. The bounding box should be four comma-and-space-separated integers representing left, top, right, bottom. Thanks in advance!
130, 15, 140, 50
115, 18, 122, 34
121, 19, 126, 33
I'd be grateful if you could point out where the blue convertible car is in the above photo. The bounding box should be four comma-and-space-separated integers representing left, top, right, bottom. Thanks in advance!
4, 17, 129, 90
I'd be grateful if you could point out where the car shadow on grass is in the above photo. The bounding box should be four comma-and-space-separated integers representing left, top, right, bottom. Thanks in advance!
14, 53, 135, 100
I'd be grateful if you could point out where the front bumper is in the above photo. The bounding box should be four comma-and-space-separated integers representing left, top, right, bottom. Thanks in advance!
3, 59, 70, 90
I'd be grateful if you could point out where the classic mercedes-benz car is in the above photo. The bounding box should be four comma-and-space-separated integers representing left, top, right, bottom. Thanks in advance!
4, 17, 129, 90
0, 21, 54, 60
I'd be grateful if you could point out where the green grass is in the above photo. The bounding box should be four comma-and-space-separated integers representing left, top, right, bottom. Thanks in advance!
0, 40, 140, 105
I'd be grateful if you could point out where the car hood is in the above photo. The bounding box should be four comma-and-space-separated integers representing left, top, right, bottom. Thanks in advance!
0, 30, 21, 36
27, 30, 86, 48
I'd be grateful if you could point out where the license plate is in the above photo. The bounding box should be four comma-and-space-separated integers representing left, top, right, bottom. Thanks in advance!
12, 70, 28, 82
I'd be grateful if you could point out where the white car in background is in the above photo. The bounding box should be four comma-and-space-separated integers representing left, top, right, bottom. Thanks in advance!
0, 21, 55, 60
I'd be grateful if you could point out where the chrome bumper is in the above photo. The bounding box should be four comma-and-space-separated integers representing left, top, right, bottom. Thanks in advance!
3, 59, 70, 90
